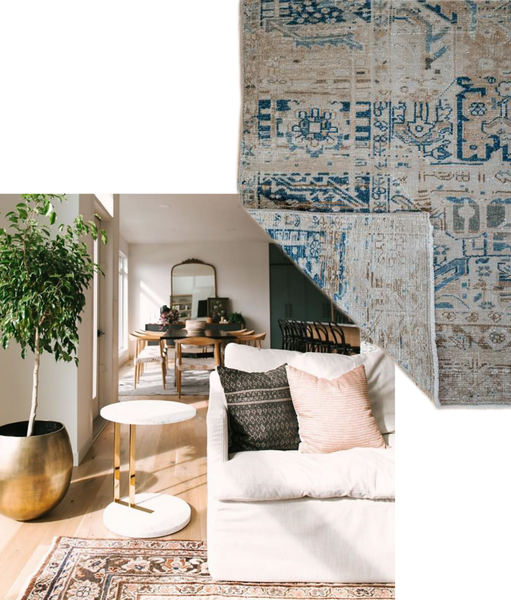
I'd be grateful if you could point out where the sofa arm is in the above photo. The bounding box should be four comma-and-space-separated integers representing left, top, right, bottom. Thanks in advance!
207, 370, 229, 466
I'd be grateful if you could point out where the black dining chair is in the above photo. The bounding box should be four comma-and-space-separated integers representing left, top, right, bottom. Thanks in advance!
296, 320, 311, 352
328, 323, 347, 355
289, 320, 306, 352
303, 321, 316, 352
311, 322, 331, 353
285, 320, 297, 351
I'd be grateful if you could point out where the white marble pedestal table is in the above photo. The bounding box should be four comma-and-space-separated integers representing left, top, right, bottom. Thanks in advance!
100, 400, 196, 538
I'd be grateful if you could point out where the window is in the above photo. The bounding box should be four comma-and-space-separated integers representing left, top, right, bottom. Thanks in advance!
119, 252, 129, 353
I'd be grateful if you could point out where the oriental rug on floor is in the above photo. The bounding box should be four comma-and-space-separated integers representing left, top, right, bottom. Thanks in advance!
19, 537, 395, 599
240, 0, 511, 405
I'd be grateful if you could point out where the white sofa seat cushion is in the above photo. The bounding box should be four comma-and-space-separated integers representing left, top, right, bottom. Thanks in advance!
213, 447, 395, 502
224, 344, 395, 435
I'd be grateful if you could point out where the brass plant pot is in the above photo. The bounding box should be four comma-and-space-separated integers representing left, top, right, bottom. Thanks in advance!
0, 420, 73, 521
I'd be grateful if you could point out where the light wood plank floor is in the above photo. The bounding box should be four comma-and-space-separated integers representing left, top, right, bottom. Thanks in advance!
0, 387, 208, 600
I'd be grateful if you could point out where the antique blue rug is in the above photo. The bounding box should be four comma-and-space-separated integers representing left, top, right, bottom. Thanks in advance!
251, 209, 438, 399
240, 0, 511, 405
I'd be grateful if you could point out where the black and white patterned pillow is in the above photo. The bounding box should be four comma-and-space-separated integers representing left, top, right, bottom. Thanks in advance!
217, 364, 300, 453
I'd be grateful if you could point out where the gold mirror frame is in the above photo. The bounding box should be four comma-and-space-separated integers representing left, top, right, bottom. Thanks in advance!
170, 259, 217, 310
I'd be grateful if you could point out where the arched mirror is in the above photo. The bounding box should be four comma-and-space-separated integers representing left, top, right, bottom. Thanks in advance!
170, 259, 217, 320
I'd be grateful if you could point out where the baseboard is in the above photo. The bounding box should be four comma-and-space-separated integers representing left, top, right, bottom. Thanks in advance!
74, 416, 108, 466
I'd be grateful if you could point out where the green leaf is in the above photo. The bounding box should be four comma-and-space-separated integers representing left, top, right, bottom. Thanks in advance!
0, 193, 108, 424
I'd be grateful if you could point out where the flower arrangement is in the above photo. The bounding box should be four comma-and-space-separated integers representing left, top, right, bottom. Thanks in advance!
159, 305, 180, 329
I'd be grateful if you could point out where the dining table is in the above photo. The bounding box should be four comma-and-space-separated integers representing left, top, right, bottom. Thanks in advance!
160, 328, 238, 363
161, 329, 237, 342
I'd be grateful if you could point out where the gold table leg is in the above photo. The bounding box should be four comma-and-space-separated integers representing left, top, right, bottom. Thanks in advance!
113, 422, 121, 501
111, 421, 153, 514
129, 424, 136, 507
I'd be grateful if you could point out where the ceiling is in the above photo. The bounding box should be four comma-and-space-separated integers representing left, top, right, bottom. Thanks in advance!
119, 195, 270, 244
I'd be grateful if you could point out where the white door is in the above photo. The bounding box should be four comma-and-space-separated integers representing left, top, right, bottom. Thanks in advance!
92, 236, 102, 419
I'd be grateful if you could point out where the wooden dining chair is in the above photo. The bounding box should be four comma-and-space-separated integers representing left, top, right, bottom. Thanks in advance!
130, 332, 167, 389
174, 337, 223, 398
134, 329, 171, 366
134, 328, 164, 335
229, 329, 255, 338
235, 332, 266, 349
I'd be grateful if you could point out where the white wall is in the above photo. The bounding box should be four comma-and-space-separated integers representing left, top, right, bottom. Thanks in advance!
128, 242, 271, 352
119, 233, 130, 366
0, 194, 120, 465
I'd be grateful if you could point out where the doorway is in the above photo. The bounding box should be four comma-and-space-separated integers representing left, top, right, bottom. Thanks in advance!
92, 234, 105, 419
90, 196, 117, 430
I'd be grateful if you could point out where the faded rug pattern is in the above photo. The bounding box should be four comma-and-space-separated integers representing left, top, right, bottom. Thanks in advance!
240, 0, 511, 405
20, 537, 395, 599
251, 209, 437, 397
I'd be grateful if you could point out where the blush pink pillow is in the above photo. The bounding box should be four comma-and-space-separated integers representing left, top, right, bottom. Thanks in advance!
286, 364, 386, 453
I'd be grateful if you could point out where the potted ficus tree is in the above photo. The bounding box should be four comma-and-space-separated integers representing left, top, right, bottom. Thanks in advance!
0, 194, 107, 521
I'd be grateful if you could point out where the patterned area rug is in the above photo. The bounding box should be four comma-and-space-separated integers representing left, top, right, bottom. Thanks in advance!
20, 538, 395, 599
119, 362, 210, 397
252, 209, 438, 398
240, 0, 511, 405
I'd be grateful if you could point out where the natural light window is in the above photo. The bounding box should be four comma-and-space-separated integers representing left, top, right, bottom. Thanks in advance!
94, 192, 114, 217
119, 253, 129, 353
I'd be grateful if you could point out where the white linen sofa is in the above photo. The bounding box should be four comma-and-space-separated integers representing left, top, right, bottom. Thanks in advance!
207, 344, 395, 583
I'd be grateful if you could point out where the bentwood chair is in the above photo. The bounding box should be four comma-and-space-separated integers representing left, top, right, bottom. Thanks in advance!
130, 332, 167, 389
278, 319, 288, 350
229, 329, 255, 339
134, 329, 171, 367
311, 322, 331, 353
296, 321, 311, 352
174, 337, 223, 398
293, 320, 308, 351
328, 323, 348, 355
235, 332, 266, 349
302, 321, 317, 352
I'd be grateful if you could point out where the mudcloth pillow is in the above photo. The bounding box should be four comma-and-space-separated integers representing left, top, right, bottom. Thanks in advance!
286, 364, 386, 453
217, 364, 300, 453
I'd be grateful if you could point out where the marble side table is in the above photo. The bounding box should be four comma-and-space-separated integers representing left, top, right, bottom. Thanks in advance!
100, 400, 196, 538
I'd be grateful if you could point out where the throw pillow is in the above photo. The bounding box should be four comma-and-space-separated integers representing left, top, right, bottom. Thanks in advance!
286, 364, 386, 453
217, 364, 300, 453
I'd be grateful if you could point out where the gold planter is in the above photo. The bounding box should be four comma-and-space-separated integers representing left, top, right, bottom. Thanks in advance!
0, 420, 73, 521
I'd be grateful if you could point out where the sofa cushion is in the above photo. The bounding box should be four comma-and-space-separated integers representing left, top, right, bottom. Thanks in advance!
217, 364, 300, 452
286, 364, 386, 453
224, 344, 395, 435
213, 447, 395, 502
225, 345, 302, 372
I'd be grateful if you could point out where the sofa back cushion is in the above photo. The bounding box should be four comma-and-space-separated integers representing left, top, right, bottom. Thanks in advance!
286, 364, 386, 453
224, 344, 395, 435
217, 364, 300, 453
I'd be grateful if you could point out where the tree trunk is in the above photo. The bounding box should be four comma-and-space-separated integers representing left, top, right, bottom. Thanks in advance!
27, 330, 40, 437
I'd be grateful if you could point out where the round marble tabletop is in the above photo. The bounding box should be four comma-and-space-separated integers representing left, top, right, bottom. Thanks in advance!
101, 400, 196, 425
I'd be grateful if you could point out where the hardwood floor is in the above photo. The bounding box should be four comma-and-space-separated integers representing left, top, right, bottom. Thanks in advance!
0, 388, 208, 599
